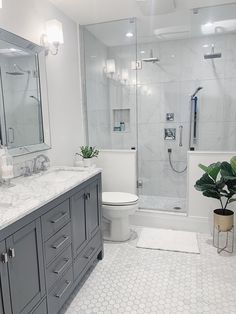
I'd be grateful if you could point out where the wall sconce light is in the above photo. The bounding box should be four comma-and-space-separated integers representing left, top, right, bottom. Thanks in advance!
122, 69, 129, 84
41, 19, 64, 56
104, 59, 116, 78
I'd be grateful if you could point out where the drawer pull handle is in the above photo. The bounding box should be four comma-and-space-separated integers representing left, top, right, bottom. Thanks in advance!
1, 252, 8, 263
8, 248, 15, 259
52, 236, 69, 250
84, 247, 95, 259
55, 280, 71, 298
51, 212, 68, 224
53, 258, 70, 275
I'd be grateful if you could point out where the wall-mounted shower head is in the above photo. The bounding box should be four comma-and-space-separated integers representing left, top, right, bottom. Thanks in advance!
6, 64, 30, 76
142, 49, 160, 63
30, 95, 40, 103
191, 86, 203, 99
204, 45, 222, 59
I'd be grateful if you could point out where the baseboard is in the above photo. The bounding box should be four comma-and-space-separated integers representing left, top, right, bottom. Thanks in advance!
130, 210, 211, 234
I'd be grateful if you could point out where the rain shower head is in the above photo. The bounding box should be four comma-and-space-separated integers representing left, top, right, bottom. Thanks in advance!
204, 45, 222, 59
142, 49, 160, 63
6, 64, 30, 76
6, 71, 24, 76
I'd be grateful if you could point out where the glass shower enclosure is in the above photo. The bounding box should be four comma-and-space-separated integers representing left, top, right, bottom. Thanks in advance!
81, 2, 236, 213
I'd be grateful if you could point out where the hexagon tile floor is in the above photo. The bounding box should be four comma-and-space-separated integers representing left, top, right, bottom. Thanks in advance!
63, 228, 236, 314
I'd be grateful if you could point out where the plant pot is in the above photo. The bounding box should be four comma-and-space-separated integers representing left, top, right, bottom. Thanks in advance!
83, 158, 93, 168
214, 209, 234, 232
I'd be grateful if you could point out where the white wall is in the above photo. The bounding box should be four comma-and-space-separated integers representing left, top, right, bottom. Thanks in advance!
0, 0, 84, 165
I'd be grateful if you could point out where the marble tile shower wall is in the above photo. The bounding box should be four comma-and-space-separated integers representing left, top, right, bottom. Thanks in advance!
84, 29, 111, 148
107, 46, 137, 149
137, 33, 236, 198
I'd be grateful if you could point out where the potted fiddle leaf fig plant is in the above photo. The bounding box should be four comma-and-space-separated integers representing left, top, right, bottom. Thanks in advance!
76, 146, 99, 167
195, 156, 236, 232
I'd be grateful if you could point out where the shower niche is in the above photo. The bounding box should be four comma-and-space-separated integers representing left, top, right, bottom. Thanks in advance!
112, 108, 130, 132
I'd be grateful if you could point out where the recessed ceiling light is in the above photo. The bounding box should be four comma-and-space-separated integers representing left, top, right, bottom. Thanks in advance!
140, 50, 145, 54
126, 32, 134, 38
202, 44, 209, 48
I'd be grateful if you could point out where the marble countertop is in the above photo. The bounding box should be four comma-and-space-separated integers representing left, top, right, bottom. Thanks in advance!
0, 166, 101, 231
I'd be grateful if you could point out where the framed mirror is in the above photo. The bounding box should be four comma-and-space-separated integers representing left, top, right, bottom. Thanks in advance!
0, 28, 51, 156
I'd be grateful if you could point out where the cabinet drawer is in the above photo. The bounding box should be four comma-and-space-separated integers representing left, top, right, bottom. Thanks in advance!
42, 200, 70, 241
30, 299, 47, 314
46, 245, 72, 290
74, 230, 102, 280
45, 223, 72, 265
47, 266, 73, 314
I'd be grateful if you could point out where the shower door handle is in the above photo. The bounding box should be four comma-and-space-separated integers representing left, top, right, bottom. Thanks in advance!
8, 127, 15, 144
179, 125, 183, 147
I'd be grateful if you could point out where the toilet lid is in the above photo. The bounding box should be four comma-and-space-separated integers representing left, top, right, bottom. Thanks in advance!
102, 192, 138, 206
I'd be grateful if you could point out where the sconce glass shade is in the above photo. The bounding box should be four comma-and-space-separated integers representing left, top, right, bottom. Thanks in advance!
106, 59, 116, 74
122, 69, 129, 81
46, 19, 64, 44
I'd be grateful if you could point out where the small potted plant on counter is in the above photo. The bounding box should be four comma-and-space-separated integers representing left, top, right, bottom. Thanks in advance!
76, 146, 99, 167
195, 156, 236, 233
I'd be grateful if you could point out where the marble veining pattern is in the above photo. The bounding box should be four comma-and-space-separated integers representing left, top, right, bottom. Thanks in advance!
139, 195, 186, 213
0, 167, 101, 230
64, 227, 236, 314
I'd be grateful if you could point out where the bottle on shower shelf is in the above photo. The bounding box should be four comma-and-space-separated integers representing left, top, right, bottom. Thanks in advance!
120, 122, 125, 132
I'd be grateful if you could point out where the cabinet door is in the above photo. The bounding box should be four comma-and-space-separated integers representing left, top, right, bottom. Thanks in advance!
86, 180, 101, 239
71, 189, 88, 258
6, 219, 45, 314
0, 241, 11, 314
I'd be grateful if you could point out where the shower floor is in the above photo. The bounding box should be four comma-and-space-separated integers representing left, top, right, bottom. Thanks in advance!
139, 195, 186, 213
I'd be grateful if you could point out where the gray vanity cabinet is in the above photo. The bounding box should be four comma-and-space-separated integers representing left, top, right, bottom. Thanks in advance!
0, 173, 103, 314
6, 219, 45, 314
0, 241, 11, 314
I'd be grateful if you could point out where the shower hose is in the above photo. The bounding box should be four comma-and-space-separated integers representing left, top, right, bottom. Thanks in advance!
168, 150, 187, 173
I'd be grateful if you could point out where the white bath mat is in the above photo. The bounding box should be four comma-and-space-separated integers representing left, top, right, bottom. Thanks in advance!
136, 227, 200, 254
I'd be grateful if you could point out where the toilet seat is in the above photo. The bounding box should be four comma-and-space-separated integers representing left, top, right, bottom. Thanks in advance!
102, 192, 138, 206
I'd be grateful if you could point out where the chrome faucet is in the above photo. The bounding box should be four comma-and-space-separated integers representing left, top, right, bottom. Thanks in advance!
33, 154, 50, 173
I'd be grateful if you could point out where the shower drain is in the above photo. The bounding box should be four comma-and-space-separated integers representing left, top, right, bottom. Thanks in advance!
173, 206, 181, 210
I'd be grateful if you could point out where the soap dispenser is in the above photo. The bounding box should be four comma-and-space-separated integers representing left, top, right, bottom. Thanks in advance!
0, 146, 14, 185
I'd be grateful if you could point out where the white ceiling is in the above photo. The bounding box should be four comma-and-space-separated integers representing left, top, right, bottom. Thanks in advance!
49, 0, 236, 46
50, 0, 236, 25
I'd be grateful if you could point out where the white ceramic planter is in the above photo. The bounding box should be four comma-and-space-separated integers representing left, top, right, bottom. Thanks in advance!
83, 158, 93, 167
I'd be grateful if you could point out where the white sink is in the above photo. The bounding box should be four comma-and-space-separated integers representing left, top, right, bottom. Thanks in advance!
30, 167, 88, 184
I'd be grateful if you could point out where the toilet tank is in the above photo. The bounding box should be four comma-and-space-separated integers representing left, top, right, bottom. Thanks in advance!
96, 149, 137, 194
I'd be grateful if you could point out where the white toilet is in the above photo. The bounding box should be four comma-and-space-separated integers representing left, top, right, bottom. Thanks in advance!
102, 192, 139, 241
95, 149, 138, 242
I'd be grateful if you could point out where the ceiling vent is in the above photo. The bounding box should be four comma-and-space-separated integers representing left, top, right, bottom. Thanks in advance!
136, 0, 176, 16
154, 26, 190, 40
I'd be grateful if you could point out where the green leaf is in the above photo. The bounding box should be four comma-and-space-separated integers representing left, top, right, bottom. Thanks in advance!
230, 156, 236, 175
198, 162, 221, 181
203, 190, 221, 200
198, 164, 208, 172
195, 173, 216, 191
221, 161, 234, 178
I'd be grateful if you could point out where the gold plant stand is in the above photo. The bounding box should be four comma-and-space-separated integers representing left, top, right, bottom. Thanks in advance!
213, 225, 234, 254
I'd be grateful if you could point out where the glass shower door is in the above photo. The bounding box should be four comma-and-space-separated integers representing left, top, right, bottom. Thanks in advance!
136, 24, 188, 213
